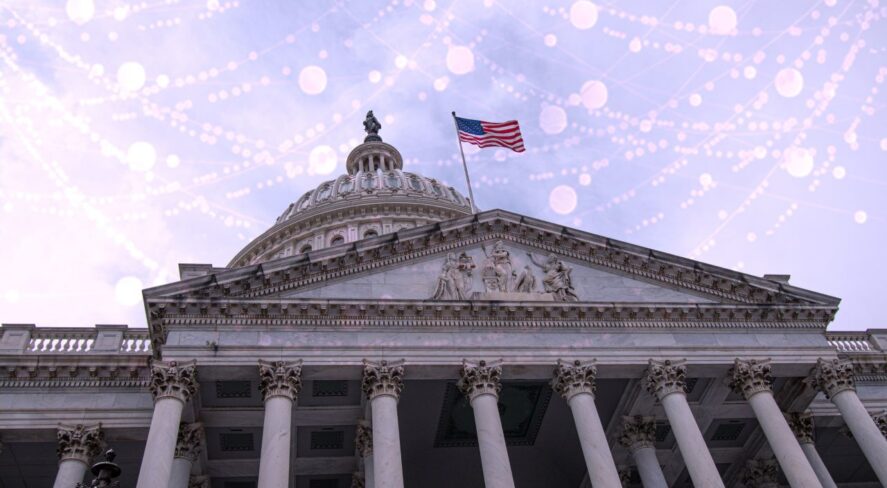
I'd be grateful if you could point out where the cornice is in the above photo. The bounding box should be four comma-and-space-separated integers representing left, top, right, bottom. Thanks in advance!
0, 364, 150, 388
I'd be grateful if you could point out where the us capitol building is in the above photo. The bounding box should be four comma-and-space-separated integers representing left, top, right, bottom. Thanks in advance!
2, 116, 886, 488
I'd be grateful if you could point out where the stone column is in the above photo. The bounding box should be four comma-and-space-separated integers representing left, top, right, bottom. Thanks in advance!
170, 422, 204, 488
362, 360, 405, 488
643, 360, 724, 488
458, 360, 515, 488
728, 359, 822, 487
741, 458, 779, 488
811, 358, 887, 485
356, 420, 375, 488
54, 424, 103, 488
551, 360, 621, 488
257, 360, 302, 488
786, 412, 838, 488
619, 416, 667, 488
136, 360, 198, 488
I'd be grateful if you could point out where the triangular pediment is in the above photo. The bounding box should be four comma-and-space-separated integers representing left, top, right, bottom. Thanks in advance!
144, 209, 840, 309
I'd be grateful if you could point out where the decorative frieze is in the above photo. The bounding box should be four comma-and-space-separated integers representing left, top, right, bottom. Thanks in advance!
258, 360, 303, 401
57, 423, 103, 463
149, 360, 198, 402
741, 458, 779, 488
729, 358, 773, 400
361, 360, 404, 400
786, 412, 815, 444
355, 419, 373, 457
174, 422, 204, 461
551, 360, 596, 400
458, 360, 502, 401
619, 416, 656, 451
810, 358, 856, 399
643, 359, 687, 399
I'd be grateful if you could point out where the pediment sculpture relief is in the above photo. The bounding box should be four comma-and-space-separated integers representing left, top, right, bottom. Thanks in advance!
430, 240, 578, 302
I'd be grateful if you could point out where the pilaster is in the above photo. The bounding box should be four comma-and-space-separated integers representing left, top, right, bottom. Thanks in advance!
258, 360, 303, 401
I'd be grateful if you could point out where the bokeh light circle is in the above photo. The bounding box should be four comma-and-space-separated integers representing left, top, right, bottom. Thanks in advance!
569, 1, 599, 30
299, 65, 327, 95
446, 46, 475, 75
127, 142, 157, 172
549, 185, 578, 215
540, 105, 568, 134
580, 80, 608, 110
708, 6, 737, 34
66, 0, 95, 24
117, 62, 146, 92
309, 145, 338, 175
775, 68, 804, 98
783, 147, 814, 178
854, 210, 867, 224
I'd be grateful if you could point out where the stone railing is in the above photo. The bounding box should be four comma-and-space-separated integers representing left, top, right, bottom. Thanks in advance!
825, 331, 883, 353
0, 324, 151, 355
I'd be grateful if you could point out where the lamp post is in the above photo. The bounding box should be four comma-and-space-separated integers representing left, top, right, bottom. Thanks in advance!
76, 449, 122, 488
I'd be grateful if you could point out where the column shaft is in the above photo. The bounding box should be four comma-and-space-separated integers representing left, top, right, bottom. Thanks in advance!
659, 392, 724, 488
471, 393, 516, 488
832, 390, 887, 485
567, 393, 621, 488
631, 446, 667, 488
799, 443, 837, 488
371, 395, 404, 488
53, 459, 88, 488
169, 457, 192, 488
136, 397, 185, 488
258, 395, 294, 488
747, 392, 822, 487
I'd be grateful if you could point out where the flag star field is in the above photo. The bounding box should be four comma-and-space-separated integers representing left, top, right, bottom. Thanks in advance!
0, 0, 884, 330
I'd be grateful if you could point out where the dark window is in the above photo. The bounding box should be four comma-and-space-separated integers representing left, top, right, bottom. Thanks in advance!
299, 244, 312, 254
385, 172, 401, 188
363, 229, 378, 239
215, 380, 252, 399
316, 184, 332, 201
220, 433, 254, 452
338, 178, 354, 194
312, 380, 349, 397
310, 430, 344, 450
330, 235, 344, 246
309, 480, 338, 488
409, 177, 423, 191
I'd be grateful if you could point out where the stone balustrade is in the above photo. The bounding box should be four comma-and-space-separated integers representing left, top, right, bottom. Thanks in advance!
825, 332, 881, 353
0, 324, 151, 355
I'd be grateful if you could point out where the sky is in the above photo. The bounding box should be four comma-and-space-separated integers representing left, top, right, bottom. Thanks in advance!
0, 0, 884, 331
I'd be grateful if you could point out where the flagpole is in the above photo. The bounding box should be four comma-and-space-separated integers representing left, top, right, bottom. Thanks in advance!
451, 111, 478, 214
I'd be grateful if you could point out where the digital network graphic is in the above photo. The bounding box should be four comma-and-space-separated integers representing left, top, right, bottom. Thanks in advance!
0, 1, 884, 330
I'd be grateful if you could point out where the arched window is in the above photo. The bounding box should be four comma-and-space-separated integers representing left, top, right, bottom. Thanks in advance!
330, 235, 345, 246
364, 229, 379, 238
299, 244, 312, 254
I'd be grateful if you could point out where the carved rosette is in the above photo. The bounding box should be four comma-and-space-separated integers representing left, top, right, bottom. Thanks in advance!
149, 360, 198, 403
551, 360, 597, 401
873, 410, 887, 439
741, 458, 779, 488
174, 422, 204, 461
786, 411, 815, 444
458, 360, 502, 401
643, 359, 687, 400
729, 358, 773, 400
258, 360, 303, 402
362, 360, 405, 401
355, 420, 373, 457
619, 416, 656, 451
810, 358, 856, 399
57, 424, 103, 464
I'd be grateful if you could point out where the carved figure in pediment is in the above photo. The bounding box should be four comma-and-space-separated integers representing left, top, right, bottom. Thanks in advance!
527, 252, 578, 301
431, 252, 475, 300
515, 265, 536, 293
481, 240, 516, 292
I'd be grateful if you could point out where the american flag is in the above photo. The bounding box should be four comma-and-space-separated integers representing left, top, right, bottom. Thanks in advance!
455, 116, 525, 153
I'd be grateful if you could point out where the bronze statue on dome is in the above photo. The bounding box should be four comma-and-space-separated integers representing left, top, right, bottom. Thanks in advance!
363, 110, 382, 142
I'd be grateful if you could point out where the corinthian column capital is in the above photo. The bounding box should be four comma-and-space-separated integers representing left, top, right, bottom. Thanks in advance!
175, 422, 204, 461
873, 410, 887, 439
189, 475, 210, 488
355, 419, 373, 457
149, 360, 198, 403
362, 359, 404, 401
258, 360, 303, 401
551, 359, 596, 400
458, 359, 502, 401
810, 358, 856, 399
729, 358, 773, 400
57, 423, 103, 464
643, 359, 687, 399
741, 458, 779, 488
619, 415, 656, 451
785, 411, 815, 444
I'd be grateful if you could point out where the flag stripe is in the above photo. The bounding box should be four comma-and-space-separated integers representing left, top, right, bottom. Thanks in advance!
455, 116, 525, 153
